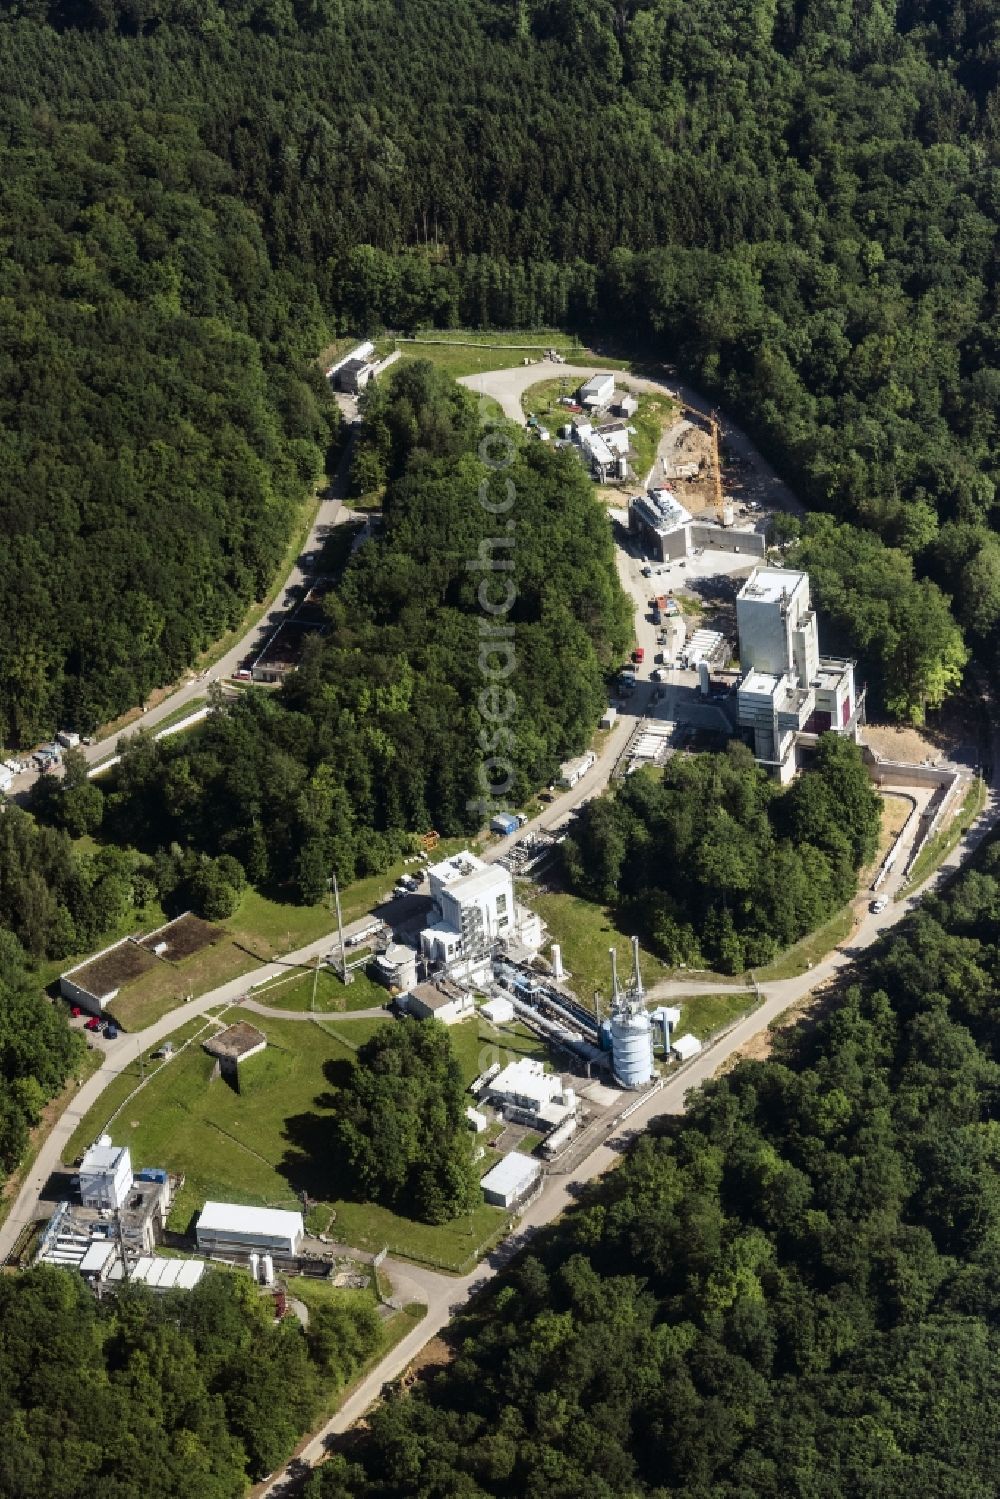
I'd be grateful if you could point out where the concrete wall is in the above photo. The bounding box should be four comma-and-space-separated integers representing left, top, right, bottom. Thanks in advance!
58, 975, 112, 1014
689, 522, 766, 557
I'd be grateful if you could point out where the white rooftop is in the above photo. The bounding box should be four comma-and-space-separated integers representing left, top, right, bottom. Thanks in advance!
738, 566, 807, 604
480, 1151, 542, 1199
79, 1239, 116, 1275
131, 1255, 206, 1290
739, 668, 783, 699
427, 851, 487, 887
197, 1202, 304, 1240
673, 1033, 703, 1061
80, 1141, 128, 1174
489, 1056, 561, 1105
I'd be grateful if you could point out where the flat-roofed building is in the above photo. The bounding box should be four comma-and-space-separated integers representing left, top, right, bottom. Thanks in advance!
402, 978, 476, 1026
481, 1151, 542, 1209
79, 1136, 133, 1211
736, 566, 861, 781
196, 1202, 304, 1256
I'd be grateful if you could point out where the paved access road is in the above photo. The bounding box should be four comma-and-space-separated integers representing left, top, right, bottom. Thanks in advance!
9, 405, 360, 793
258, 762, 998, 1495
459, 359, 801, 518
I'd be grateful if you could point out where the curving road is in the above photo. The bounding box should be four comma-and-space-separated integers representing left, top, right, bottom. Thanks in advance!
8, 404, 360, 793
5, 357, 995, 1491
258, 757, 998, 1495
459, 359, 801, 517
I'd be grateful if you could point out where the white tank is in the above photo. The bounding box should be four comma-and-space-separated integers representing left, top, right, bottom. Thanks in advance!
261, 1253, 274, 1286
611, 1008, 654, 1088
249, 1251, 259, 1282
551, 943, 564, 980
562, 1087, 576, 1113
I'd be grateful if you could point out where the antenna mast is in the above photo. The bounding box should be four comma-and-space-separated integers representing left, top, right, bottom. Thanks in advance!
331, 872, 348, 983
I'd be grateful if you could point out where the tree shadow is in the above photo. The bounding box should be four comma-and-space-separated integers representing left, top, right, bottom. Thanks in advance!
276, 1056, 356, 1203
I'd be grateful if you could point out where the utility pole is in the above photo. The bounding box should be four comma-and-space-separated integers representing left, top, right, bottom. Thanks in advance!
310, 951, 322, 1012
331, 872, 348, 983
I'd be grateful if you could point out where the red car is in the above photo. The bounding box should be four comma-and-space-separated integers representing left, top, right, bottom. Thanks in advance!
71, 1006, 82, 1018
632, 647, 645, 664
85, 1017, 101, 1032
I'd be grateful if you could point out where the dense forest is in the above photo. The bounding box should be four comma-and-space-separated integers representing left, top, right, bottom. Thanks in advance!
0, 72, 340, 745
305, 835, 1000, 1499
61, 362, 630, 902
0, 931, 81, 1187
0, 1265, 383, 1497
563, 735, 881, 972
1, 0, 1000, 732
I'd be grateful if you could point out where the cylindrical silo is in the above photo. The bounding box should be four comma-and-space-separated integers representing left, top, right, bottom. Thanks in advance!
551, 943, 564, 981
261, 1253, 274, 1286
611, 1008, 654, 1088
249, 1251, 259, 1282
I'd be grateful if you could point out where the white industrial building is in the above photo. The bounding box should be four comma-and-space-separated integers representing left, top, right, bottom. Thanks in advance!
487, 1057, 577, 1131
629, 487, 694, 561
401, 978, 476, 1026
420, 851, 515, 976
370, 941, 418, 992
195, 1202, 304, 1256
578, 373, 615, 409
126, 1256, 206, 1291
79, 1137, 133, 1211
481, 1151, 542, 1209
672, 1033, 703, 1062
736, 566, 861, 782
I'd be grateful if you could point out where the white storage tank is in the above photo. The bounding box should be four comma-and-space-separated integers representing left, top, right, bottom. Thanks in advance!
611, 1008, 654, 1088
551, 943, 564, 980
261, 1253, 274, 1286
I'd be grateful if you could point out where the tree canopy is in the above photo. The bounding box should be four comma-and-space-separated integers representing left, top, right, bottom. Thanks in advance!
563, 735, 881, 973
334, 1018, 480, 1224
0, 1265, 382, 1497
306, 832, 1000, 1499
95, 364, 630, 895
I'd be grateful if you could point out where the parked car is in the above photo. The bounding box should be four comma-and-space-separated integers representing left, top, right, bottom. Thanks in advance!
70, 1006, 82, 1018
870, 896, 889, 914
632, 647, 645, 664
104, 1023, 119, 1040
85, 1017, 101, 1032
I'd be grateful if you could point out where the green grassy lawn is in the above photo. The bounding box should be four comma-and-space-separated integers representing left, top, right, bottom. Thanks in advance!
285, 1274, 376, 1315
903, 776, 986, 893
673, 990, 757, 1041
526, 888, 675, 1008
520, 373, 586, 429
754, 905, 857, 982
380, 328, 629, 382
252, 965, 390, 1014
64, 1008, 503, 1269
628, 391, 678, 481
448, 1016, 550, 1086
69, 855, 427, 1033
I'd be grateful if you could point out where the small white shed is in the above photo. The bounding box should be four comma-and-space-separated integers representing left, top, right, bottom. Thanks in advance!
481, 1151, 542, 1209
672, 1033, 703, 1062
